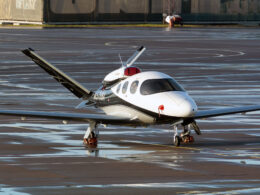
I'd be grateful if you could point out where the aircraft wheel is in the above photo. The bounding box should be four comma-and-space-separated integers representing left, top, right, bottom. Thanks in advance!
182, 136, 190, 143
182, 135, 194, 143
84, 137, 98, 148
83, 132, 98, 148
174, 136, 181, 147
189, 135, 194, 143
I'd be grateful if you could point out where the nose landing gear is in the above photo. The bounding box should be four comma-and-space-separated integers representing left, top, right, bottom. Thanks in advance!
173, 124, 197, 147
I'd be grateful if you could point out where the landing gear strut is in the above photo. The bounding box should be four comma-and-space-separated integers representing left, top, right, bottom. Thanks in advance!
173, 125, 195, 147
83, 121, 98, 148
173, 125, 181, 147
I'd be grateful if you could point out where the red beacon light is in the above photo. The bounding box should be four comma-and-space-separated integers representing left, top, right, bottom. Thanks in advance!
124, 67, 141, 76
158, 104, 164, 117
158, 105, 164, 111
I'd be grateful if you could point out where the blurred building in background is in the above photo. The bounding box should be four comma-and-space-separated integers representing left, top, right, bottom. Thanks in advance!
0, 0, 259, 25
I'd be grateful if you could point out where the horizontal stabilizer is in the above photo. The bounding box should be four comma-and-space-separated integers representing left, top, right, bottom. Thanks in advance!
22, 48, 92, 99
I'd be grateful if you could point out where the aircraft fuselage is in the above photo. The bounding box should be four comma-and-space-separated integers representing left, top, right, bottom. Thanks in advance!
91, 71, 198, 125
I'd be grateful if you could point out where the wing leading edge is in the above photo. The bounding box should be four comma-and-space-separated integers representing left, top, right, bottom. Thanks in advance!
193, 105, 260, 119
0, 110, 139, 125
0, 105, 259, 126
22, 48, 92, 99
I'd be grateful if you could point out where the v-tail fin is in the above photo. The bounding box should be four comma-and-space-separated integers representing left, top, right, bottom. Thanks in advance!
22, 48, 93, 99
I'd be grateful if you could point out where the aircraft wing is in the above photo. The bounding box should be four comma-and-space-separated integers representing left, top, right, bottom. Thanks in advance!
22, 48, 92, 99
0, 110, 138, 125
193, 105, 260, 119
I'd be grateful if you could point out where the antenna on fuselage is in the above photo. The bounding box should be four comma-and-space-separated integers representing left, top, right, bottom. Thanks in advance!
118, 54, 125, 67
103, 46, 145, 85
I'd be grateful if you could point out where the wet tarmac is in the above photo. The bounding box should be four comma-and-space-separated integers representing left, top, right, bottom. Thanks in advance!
0, 26, 259, 194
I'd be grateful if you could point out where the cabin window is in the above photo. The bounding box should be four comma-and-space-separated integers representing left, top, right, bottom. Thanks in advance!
116, 84, 121, 93
122, 81, 129, 94
130, 80, 139, 94
140, 79, 184, 95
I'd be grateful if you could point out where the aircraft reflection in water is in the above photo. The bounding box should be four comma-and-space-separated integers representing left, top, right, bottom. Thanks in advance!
0, 47, 259, 147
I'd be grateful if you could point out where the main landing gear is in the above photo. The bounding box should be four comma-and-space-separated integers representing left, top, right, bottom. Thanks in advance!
83, 122, 99, 148
173, 124, 198, 147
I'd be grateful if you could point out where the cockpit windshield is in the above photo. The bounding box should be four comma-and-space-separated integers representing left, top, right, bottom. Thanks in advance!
140, 78, 185, 95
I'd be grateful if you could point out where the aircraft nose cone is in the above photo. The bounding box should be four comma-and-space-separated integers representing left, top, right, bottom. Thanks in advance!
162, 92, 197, 117
179, 100, 197, 117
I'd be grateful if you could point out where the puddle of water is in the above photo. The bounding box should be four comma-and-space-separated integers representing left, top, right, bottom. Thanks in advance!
0, 123, 167, 146
246, 143, 260, 146
0, 123, 87, 130
102, 129, 169, 136
203, 138, 225, 141
195, 188, 260, 195
0, 93, 75, 101
120, 139, 161, 145
199, 117, 260, 125
119, 140, 191, 170
248, 133, 260, 137
103, 126, 171, 135
0, 122, 154, 162
0, 146, 151, 164
0, 125, 151, 161
5, 180, 260, 193
0, 142, 151, 164
200, 157, 260, 166
0, 185, 29, 195
8, 141, 23, 145
0, 131, 80, 146
0, 80, 48, 91
202, 128, 260, 133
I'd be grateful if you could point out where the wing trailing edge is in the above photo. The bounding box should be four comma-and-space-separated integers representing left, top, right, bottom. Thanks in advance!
22, 48, 93, 99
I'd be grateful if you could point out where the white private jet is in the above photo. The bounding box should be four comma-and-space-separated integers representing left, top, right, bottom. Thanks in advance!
0, 47, 259, 147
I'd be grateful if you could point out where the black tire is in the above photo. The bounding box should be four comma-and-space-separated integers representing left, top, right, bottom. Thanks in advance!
174, 136, 181, 147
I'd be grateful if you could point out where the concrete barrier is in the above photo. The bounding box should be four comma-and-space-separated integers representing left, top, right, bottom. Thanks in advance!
0, 0, 43, 24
